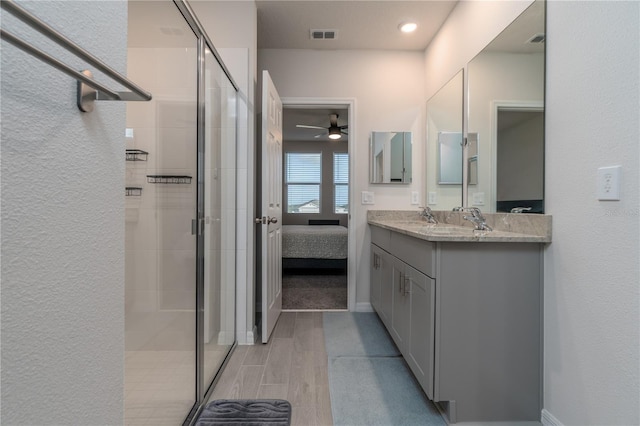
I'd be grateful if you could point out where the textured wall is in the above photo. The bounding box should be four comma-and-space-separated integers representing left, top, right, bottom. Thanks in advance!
544, 1, 640, 424
1, 1, 127, 423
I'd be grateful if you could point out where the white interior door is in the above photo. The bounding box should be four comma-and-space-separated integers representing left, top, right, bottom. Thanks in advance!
261, 70, 283, 343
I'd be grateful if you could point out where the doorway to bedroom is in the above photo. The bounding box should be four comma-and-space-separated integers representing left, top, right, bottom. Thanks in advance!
280, 105, 350, 310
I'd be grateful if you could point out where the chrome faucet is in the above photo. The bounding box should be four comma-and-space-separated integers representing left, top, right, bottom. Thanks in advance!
510, 207, 532, 214
462, 207, 492, 231
419, 206, 437, 224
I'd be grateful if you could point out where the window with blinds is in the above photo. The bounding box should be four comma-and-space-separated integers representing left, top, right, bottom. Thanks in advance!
334, 153, 349, 214
285, 152, 321, 213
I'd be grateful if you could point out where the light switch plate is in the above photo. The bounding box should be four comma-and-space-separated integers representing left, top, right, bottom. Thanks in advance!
361, 191, 375, 205
428, 192, 437, 205
597, 165, 621, 200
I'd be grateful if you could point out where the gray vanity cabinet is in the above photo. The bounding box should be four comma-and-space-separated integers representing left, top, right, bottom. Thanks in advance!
370, 225, 542, 424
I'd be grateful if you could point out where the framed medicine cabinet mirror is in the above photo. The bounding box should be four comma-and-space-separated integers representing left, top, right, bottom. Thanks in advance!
370, 131, 412, 184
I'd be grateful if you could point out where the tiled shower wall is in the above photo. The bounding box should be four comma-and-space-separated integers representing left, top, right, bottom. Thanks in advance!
125, 47, 198, 350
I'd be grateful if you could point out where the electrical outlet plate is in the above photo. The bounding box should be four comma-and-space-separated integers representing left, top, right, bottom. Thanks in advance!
472, 192, 485, 206
411, 191, 419, 205
597, 166, 621, 200
428, 192, 437, 205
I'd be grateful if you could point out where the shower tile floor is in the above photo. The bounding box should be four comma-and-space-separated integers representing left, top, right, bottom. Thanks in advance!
125, 348, 229, 425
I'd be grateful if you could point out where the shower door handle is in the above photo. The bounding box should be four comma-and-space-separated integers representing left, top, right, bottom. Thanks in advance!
191, 218, 204, 235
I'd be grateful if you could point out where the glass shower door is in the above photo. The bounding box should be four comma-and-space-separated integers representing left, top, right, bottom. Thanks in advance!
125, 1, 198, 423
127, 1, 238, 422
199, 42, 237, 397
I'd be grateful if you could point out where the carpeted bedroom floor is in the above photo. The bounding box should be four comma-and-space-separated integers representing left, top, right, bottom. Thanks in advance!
282, 269, 347, 310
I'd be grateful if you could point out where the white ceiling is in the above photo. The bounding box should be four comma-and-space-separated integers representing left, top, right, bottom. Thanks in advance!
256, 0, 458, 51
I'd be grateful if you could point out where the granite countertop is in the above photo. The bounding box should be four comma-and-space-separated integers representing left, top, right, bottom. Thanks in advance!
367, 210, 552, 243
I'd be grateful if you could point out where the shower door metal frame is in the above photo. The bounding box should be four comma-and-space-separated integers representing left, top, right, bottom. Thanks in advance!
171, 0, 240, 424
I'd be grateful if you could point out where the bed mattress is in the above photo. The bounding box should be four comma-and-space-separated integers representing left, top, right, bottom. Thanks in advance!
282, 225, 348, 259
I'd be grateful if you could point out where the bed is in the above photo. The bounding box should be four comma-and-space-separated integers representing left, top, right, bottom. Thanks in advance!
282, 221, 348, 270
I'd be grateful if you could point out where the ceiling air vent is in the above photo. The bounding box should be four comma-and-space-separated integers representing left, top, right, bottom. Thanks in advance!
527, 33, 545, 44
310, 29, 338, 40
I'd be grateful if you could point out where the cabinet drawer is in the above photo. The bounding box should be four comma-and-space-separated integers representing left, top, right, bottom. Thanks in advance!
390, 232, 435, 278
370, 225, 391, 251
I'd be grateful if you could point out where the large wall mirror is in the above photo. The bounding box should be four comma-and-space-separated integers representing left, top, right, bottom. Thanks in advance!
467, 0, 545, 213
370, 131, 412, 184
426, 70, 463, 209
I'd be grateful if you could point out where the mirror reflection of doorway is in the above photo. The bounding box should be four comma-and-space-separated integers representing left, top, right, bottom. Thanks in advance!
496, 108, 544, 213
280, 106, 350, 310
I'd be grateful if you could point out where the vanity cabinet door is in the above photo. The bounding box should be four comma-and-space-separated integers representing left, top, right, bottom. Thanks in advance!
390, 256, 410, 351
405, 264, 435, 400
371, 244, 392, 328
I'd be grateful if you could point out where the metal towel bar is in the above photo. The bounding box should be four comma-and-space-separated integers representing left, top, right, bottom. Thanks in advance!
0, 0, 152, 112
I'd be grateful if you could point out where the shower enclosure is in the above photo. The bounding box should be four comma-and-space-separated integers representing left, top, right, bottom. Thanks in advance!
125, 1, 237, 424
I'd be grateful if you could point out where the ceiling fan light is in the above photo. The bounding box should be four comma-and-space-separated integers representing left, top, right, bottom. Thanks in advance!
328, 127, 342, 140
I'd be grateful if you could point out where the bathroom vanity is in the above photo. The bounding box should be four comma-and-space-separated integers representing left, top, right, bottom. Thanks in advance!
368, 210, 551, 425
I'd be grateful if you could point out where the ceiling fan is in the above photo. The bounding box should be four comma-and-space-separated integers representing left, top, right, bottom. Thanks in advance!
296, 113, 348, 140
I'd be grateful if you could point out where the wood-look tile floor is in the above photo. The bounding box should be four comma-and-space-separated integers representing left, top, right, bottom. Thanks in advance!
208, 312, 333, 426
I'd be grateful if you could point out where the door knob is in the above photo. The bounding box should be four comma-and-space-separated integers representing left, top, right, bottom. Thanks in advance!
255, 217, 278, 224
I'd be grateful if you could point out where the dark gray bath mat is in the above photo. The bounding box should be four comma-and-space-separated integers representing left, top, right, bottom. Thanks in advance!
196, 399, 292, 425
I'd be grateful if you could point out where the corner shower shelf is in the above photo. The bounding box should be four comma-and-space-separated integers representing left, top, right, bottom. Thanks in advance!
126, 149, 149, 161
125, 187, 143, 197
146, 175, 192, 184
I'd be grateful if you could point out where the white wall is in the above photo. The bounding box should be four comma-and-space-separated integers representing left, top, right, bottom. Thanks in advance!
543, 1, 639, 424
0, 1, 126, 423
424, 0, 640, 424
259, 49, 425, 307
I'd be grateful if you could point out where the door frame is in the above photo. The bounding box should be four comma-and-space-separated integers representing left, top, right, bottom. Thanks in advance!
280, 97, 357, 311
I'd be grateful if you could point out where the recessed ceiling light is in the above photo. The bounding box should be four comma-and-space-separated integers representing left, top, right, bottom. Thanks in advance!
398, 22, 417, 33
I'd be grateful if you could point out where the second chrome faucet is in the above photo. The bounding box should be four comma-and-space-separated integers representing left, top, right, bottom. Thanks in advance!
419, 206, 437, 224
461, 207, 492, 231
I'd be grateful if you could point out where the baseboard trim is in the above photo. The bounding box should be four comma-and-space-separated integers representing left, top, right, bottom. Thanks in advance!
238, 326, 258, 345
541, 409, 564, 426
355, 302, 373, 312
